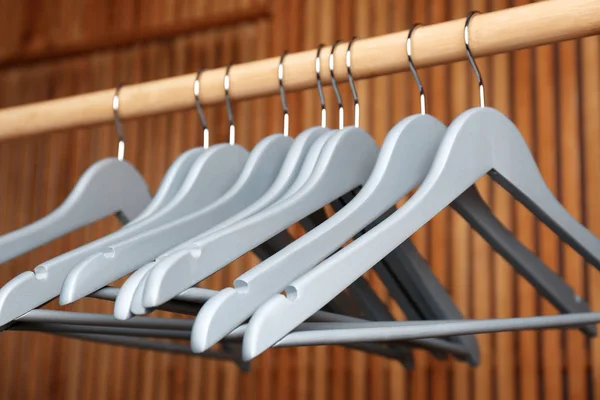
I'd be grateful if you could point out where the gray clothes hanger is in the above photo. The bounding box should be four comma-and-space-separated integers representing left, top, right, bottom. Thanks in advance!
187, 36, 478, 356
138, 39, 474, 364
240, 13, 600, 356
336, 31, 594, 336
58, 63, 295, 305
137, 40, 382, 309
0, 86, 152, 264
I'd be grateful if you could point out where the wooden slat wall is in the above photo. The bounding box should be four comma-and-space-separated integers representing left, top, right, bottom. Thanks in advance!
0, 0, 598, 399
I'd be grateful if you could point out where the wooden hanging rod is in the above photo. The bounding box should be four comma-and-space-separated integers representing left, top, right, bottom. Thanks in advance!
0, 0, 598, 141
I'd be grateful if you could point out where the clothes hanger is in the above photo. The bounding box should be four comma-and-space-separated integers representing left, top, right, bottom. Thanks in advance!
240, 13, 600, 358
57, 62, 295, 305
330, 30, 595, 337
176, 35, 476, 360
0, 85, 152, 265
138, 40, 390, 309
140, 39, 472, 364
141, 42, 473, 362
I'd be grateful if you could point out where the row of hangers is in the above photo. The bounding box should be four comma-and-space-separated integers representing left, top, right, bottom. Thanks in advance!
1, 12, 599, 368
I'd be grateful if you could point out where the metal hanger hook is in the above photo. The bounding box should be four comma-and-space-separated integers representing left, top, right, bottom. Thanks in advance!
278, 51, 290, 137
194, 68, 210, 148
224, 63, 235, 144
112, 84, 125, 161
464, 11, 485, 107
406, 24, 426, 115
315, 44, 327, 127
346, 37, 359, 128
329, 40, 344, 129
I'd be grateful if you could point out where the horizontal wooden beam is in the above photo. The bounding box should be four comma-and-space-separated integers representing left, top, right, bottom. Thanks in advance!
0, 0, 598, 141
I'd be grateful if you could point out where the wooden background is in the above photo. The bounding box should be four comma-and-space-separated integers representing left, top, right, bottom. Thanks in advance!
0, 0, 598, 399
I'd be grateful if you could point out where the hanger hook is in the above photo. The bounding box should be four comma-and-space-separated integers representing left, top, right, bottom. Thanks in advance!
278, 51, 290, 137
346, 37, 359, 128
315, 44, 327, 127
224, 63, 235, 144
112, 84, 125, 161
464, 11, 485, 107
406, 24, 426, 115
194, 68, 210, 149
329, 40, 344, 129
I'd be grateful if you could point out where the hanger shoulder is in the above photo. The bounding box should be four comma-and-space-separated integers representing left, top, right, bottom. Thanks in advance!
0, 158, 151, 264
142, 127, 379, 308
59, 135, 293, 305
132, 147, 205, 222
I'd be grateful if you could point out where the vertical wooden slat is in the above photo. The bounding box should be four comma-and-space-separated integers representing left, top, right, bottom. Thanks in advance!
535, 42, 564, 400
557, 37, 588, 400
469, 0, 495, 397
448, 0, 472, 399
427, 0, 452, 398
407, 2, 434, 399
509, 2, 540, 399
489, 1, 517, 399
387, 0, 410, 399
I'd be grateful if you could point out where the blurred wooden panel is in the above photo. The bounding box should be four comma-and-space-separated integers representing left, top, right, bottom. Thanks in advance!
0, 0, 598, 399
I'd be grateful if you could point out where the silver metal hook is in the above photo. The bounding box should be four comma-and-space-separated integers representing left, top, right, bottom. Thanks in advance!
112, 84, 125, 161
346, 37, 359, 128
329, 40, 344, 129
193, 69, 210, 148
315, 44, 327, 127
278, 51, 290, 137
406, 24, 426, 114
464, 11, 485, 107
224, 64, 235, 144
